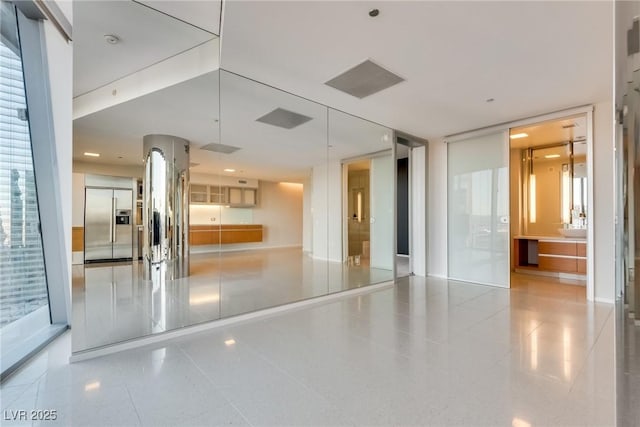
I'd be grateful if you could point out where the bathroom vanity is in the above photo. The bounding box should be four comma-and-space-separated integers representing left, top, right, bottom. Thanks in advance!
513, 236, 586, 276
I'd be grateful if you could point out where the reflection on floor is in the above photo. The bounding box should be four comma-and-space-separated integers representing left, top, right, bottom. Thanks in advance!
396, 255, 410, 277
4, 275, 614, 426
72, 247, 394, 352
616, 295, 640, 425
511, 272, 586, 303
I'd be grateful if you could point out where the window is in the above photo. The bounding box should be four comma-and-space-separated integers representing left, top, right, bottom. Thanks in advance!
0, 1, 52, 377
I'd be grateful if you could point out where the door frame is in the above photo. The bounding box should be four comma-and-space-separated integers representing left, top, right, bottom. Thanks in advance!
394, 131, 429, 279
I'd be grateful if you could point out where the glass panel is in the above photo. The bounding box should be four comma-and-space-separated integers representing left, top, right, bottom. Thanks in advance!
217, 70, 329, 317
0, 2, 50, 372
448, 131, 509, 286
71, 1, 220, 352
328, 109, 394, 292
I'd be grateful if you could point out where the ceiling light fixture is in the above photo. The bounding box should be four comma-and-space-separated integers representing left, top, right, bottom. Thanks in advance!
510, 133, 528, 139
104, 34, 120, 45
225, 339, 236, 346
486, 98, 495, 103
369, 9, 380, 17
84, 152, 100, 157
224, 168, 236, 173
544, 154, 561, 159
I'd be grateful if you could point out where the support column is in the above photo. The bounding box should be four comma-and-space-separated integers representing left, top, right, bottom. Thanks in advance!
143, 135, 190, 280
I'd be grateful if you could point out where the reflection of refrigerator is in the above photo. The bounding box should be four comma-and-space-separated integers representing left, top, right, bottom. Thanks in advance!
85, 188, 133, 262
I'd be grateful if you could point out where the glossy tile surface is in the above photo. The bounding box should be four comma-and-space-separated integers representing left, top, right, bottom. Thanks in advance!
4, 275, 614, 426
616, 296, 640, 426
72, 248, 394, 351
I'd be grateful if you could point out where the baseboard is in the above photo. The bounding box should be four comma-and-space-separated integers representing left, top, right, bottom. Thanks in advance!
70, 281, 394, 363
190, 244, 302, 254
594, 297, 614, 305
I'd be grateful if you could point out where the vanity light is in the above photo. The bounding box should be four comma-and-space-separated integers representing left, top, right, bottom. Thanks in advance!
357, 191, 363, 222
562, 167, 571, 224
529, 175, 537, 223
223, 168, 236, 173
84, 152, 100, 157
510, 133, 528, 139
544, 154, 561, 159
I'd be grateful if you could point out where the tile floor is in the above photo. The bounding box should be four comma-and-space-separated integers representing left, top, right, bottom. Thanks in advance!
2, 274, 615, 426
72, 248, 394, 352
616, 297, 640, 426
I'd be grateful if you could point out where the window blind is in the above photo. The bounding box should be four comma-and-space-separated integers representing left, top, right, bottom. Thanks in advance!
0, 38, 49, 327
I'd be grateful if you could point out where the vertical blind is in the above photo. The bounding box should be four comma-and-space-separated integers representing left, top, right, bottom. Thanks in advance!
0, 29, 49, 327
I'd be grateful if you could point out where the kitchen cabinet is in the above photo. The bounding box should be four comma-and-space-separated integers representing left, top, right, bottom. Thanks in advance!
228, 187, 257, 207
190, 184, 257, 206
189, 224, 263, 245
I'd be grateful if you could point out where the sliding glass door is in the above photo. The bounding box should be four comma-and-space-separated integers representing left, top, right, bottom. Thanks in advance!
447, 131, 509, 287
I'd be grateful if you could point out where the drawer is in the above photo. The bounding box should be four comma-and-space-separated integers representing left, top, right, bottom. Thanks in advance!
577, 259, 587, 274
539, 241, 577, 256
577, 243, 586, 257
539, 256, 577, 273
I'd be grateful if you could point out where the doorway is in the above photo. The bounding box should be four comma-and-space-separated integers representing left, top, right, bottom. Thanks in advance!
509, 114, 590, 297
395, 133, 428, 278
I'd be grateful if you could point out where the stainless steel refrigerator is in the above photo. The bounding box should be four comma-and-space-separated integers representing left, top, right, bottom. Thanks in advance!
84, 188, 133, 262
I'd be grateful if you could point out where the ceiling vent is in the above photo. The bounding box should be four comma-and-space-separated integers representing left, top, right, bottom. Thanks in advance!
199, 143, 241, 154
256, 108, 313, 129
325, 59, 405, 99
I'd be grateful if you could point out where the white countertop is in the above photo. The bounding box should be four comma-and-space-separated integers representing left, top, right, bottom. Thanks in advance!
514, 235, 586, 243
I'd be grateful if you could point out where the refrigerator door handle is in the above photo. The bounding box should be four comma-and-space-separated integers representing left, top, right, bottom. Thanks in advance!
110, 196, 115, 243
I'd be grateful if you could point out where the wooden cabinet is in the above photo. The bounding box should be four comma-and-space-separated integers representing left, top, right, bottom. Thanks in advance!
190, 225, 263, 245
514, 238, 586, 276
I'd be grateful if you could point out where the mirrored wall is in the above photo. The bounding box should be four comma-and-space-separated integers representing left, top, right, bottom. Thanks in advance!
71, 1, 394, 353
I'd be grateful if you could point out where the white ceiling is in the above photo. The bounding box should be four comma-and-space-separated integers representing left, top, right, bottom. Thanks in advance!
138, 0, 221, 35
73, 1, 216, 96
73, 71, 391, 182
73, 0, 612, 180
220, 1, 613, 139
510, 115, 587, 149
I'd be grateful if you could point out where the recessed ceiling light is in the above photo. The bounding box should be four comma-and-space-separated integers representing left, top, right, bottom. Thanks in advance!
84, 152, 100, 157
510, 133, 528, 139
486, 98, 495, 103
369, 9, 380, 17
104, 34, 120, 45
544, 154, 561, 159
225, 339, 236, 346
224, 168, 236, 173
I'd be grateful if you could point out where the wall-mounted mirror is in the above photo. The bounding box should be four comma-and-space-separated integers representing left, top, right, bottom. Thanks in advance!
71, 2, 394, 354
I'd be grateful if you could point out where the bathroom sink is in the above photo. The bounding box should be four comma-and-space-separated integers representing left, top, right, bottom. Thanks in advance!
558, 228, 587, 238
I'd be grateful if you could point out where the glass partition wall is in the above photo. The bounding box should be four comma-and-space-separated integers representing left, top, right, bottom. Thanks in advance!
71, 2, 394, 353
447, 131, 510, 287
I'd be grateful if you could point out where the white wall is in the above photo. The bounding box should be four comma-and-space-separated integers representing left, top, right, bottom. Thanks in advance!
593, 100, 615, 303
302, 174, 312, 253
308, 161, 342, 262
411, 145, 427, 276
427, 139, 448, 277
73, 161, 144, 179
370, 153, 394, 270
254, 181, 303, 249
71, 173, 85, 227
